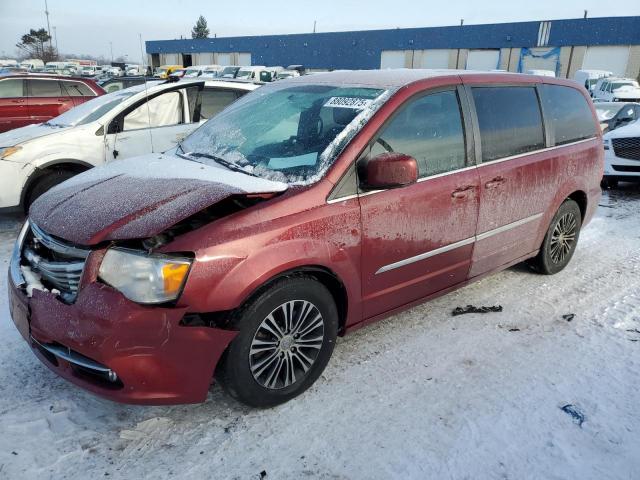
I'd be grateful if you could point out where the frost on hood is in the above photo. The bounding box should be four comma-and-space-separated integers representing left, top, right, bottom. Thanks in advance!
180, 83, 395, 186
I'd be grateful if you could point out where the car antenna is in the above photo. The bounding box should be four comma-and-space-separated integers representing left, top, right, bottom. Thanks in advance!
139, 33, 155, 152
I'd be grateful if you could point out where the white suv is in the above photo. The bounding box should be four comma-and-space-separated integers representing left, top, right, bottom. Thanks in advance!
593, 78, 640, 102
602, 118, 640, 188
0, 80, 259, 212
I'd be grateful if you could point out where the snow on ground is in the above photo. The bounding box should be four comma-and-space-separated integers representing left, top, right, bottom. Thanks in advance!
0, 187, 639, 480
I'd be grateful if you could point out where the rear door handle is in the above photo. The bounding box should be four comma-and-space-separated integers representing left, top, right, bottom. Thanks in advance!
10, 99, 25, 104
485, 176, 506, 189
451, 185, 476, 198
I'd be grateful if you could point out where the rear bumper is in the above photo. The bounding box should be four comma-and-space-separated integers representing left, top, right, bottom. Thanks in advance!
8, 274, 237, 405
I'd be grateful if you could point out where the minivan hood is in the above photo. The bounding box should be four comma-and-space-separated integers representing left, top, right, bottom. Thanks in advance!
0, 123, 70, 147
29, 153, 289, 245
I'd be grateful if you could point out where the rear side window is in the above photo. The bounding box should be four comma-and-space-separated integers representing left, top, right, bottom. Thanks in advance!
29, 79, 63, 97
0, 79, 24, 98
539, 85, 597, 145
472, 86, 544, 162
370, 90, 466, 177
61, 81, 94, 96
200, 89, 241, 120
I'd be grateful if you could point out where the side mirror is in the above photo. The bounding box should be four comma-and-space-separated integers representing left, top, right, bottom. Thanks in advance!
359, 152, 418, 190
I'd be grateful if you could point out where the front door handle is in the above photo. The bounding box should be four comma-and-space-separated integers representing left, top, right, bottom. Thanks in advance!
451, 185, 475, 199
10, 99, 25, 104
485, 176, 506, 189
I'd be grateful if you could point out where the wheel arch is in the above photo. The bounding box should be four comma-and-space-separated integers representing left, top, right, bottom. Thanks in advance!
21, 159, 94, 209
236, 265, 350, 336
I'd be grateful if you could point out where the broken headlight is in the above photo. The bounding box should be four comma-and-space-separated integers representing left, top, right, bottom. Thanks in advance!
98, 248, 192, 304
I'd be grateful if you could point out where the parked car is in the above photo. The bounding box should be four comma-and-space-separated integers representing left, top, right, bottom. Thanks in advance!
573, 69, 612, 95
184, 65, 223, 78
0, 79, 258, 212
220, 66, 241, 78
169, 69, 187, 78
98, 75, 157, 93
0, 74, 104, 133
593, 78, 640, 102
154, 65, 183, 79
275, 69, 301, 80
235, 66, 283, 82
594, 102, 640, 132
602, 118, 640, 188
526, 69, 556, 77
19, 59, 45, 71
7, 71, 602, 407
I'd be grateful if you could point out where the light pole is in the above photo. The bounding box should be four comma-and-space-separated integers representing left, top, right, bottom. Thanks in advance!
52, 26, 58, 53
44, 0, 52, 48
109, 42, 113, 63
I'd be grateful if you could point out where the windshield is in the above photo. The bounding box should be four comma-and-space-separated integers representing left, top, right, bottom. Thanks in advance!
180, 83, 390, 185
46, 89, 137, 127
612, 81, 638, 90
185, 68, 200, 76
595, 103, 625, 121
236, 69, 252, 79
221, 67, 238, 77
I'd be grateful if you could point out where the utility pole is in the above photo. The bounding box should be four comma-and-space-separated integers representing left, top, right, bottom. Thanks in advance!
460, 19, 464, 26
313, 20, 317, 33
44, 0, 52, 47
53, 26, 58, 53
109, 41, 114, 62
583, 10, 588, 19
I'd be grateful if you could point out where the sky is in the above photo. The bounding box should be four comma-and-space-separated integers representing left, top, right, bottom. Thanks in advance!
1, 0, 639, 61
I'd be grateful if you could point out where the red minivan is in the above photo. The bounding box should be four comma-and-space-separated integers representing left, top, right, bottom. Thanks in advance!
0, 74, 104, 132
9, 70, 603, 407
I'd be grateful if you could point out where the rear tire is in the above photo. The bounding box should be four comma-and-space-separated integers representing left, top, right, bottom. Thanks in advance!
25, 170, 77, 212
527, 199, 582, 275
218, 276, 338, 408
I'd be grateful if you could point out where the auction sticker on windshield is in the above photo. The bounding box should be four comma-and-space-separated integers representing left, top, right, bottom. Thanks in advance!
324, 97, 373, 109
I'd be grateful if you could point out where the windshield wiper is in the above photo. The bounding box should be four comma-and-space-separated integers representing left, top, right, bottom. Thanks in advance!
186, 152, 259, 178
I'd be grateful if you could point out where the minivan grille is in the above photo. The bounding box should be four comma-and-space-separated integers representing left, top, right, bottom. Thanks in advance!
612, 137, 640, 161
21, 223, 90, 303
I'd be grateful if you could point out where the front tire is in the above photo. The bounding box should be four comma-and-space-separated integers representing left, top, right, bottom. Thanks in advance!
218, 276, 338, 408
25, 170, 77, 212
601, 176, 618, 189
527, 199, 582, 275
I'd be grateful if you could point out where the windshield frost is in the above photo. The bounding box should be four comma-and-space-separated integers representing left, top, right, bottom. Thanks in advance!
180, 83, 390, 185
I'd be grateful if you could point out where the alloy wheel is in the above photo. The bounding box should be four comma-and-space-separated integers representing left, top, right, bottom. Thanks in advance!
249, 300, 325, 390
549, 212, 577, 264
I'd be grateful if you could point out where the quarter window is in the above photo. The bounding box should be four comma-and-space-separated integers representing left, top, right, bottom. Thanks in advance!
370, 90, 466, 177
472, 86, 544, 162
29, 79, 63, 97
0, 79, 23, 98
539, 84, 597, 145
61, 81, 94, 96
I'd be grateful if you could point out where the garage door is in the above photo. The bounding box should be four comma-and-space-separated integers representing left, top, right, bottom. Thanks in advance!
466, 50, 500, 71
413, 49, 450, 69
520, 48, 559, 74
381, 51, 406, 69
582, 46, 629, 76
238, 53, 251, 66
217, 53, 232, 65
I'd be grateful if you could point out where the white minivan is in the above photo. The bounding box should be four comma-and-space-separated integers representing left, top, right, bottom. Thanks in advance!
0, 80, 259, 212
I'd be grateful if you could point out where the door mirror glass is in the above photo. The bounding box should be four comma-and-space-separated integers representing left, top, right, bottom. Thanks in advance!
359, 152, 418, 190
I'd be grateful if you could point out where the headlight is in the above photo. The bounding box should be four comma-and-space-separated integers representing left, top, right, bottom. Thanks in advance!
0, 146, 21, 159
98, 248, 192, 304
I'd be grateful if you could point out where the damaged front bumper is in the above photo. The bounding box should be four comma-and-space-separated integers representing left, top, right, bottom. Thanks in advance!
8, 241, 238, 405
